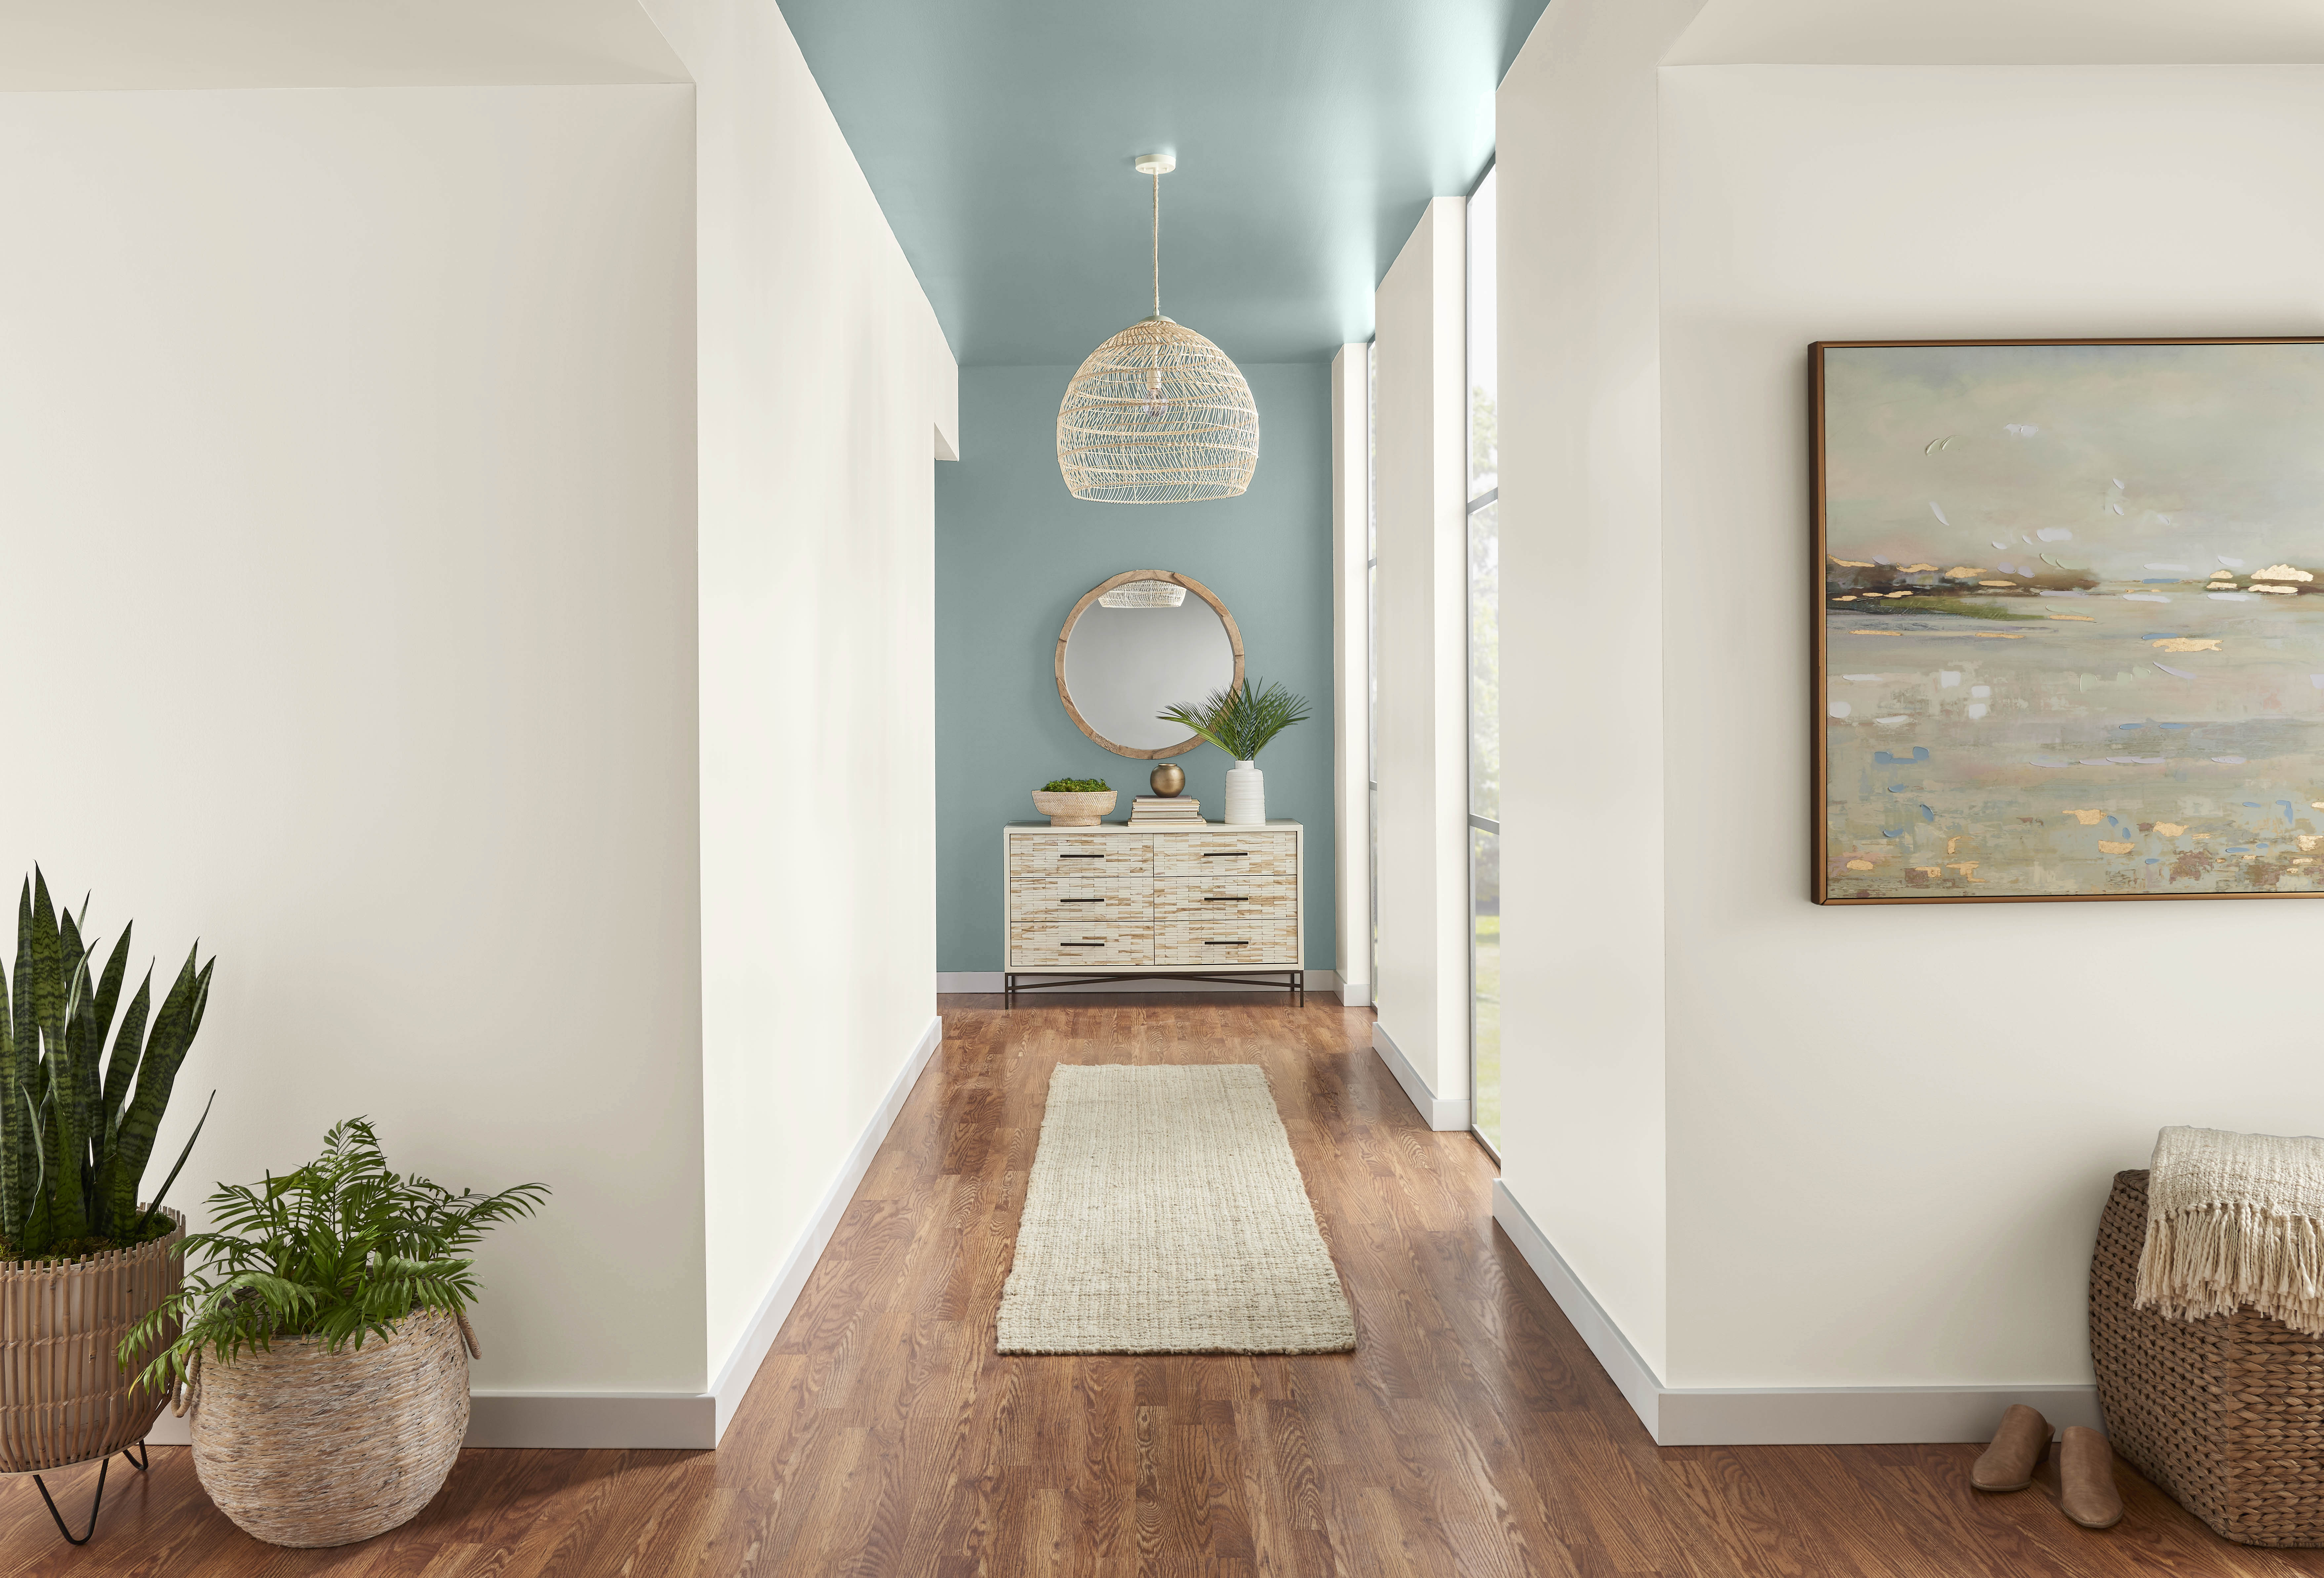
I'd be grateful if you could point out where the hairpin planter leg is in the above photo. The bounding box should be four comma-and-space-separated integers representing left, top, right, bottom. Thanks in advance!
31, 1449, 122, 1547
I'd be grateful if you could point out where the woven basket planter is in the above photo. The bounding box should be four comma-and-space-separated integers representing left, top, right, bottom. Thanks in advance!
2091, 1168, 2324, 1547
188, 1308, 473, 1548
0, 1213, 183, 1474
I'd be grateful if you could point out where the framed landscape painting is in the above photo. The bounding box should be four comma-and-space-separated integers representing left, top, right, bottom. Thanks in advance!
1813, 338, 2324, 904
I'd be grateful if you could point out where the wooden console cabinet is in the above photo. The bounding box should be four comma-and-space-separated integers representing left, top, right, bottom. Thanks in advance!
1002, 821, 1305, 1002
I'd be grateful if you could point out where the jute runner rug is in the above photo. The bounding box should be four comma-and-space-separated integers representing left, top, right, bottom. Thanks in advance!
996, 1063, 1357, 1354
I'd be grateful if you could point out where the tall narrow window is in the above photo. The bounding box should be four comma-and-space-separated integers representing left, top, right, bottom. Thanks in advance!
1465, 168, 1500, 1155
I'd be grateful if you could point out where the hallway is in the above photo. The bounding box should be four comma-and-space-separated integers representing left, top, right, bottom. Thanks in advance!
2, 997, 2312, 1575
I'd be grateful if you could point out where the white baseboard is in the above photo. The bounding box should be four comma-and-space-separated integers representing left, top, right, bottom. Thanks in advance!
939, 970, 1344, 998
706, 1012, 944, 1442
1369, 1020, 1469, 1130
155, 1015, 948, 1452
1336, 976, 1371, 1007
145, 1390, 719, 1451
464, 1392, 716, 1448
1487, 1179, 1662, 1429
1488, 1180, 2103, 1446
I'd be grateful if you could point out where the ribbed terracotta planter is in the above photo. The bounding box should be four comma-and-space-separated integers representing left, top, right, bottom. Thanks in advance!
189, 1308, 472, 1548
0, 1212, 183, 1473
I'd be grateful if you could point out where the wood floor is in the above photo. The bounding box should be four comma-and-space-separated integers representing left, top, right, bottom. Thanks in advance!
4, 994, 2319, 1575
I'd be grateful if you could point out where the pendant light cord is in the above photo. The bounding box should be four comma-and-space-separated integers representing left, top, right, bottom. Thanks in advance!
1152, 171, 1162, 318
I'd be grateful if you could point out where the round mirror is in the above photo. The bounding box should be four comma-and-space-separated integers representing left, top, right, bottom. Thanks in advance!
1056, 570, 1244, 758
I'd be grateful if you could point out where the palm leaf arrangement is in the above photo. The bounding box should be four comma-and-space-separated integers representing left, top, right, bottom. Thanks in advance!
125, 1116, 549, 1396
1158, 678, 1313, 762
0, 867, 216, 1260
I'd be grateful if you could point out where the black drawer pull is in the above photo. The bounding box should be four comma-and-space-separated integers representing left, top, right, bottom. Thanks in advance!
1203, 896, 1248, 902
1059, 853, 1106, 859
1202, 851, 1250, 858
1059, 897, 1105, 904
1204, 940, 1251, 947
1060, 941, 1106, 948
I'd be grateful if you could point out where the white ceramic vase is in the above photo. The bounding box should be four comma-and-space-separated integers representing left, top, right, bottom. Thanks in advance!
1223, 760, 1266, 825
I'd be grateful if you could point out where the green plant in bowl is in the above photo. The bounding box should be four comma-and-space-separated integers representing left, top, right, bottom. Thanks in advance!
1041, 777, 1112, 793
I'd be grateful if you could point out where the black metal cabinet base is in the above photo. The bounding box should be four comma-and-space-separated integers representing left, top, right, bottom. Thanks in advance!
1003, 971, 1304, 1006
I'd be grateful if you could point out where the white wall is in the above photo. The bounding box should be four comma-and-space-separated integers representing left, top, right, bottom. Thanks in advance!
0, 0, 954, 1445
1655, 63, 2324, 1390
1370, 199, 1470, 1125
1495, 0, 1697, 1377
641, 0, 955, 1423
1329, 345, 1372, 1006
0, 85, 703, 1395
1497, 0, 2324, 1423
1665, 0, 2324, 65
0, 0, 689, 89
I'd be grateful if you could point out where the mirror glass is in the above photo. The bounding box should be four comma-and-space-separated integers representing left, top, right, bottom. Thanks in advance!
1058, 572, 1242, 756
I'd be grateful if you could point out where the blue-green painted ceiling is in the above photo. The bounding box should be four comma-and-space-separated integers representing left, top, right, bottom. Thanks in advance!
776, 0, 1548, 366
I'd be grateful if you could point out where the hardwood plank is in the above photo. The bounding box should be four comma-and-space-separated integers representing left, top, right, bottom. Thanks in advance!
6, 996, 2322, 1576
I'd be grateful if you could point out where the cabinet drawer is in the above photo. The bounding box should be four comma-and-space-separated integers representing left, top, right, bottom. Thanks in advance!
1154, 917, 1297, 967
1153, 831, 1296, 879
1008, 833, 1153, 879
1011, 877, 1152, 924
1154, 875, 1295, 932
1009, 920, 1154, 969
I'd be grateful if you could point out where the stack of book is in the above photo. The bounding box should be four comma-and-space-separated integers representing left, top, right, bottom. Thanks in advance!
1128, 796, 1205, 827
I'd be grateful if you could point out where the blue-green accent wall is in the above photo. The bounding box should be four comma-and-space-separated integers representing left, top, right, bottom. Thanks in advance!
936, 363, 1336, 972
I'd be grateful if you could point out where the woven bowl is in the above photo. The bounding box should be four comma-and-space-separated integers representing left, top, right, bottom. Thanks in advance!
0, 1211, 184, 1473
189, 1308, 470, 1548
1031, 790, 1117, 827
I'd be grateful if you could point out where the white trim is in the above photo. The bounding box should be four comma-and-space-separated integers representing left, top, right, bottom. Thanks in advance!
940, 970, 1345, 999
1654, 1384, 2103, 1448
1329, 342, 1373, 1006
146, 1391, 719, 1451
707, 1013, 944, 1441
1489, 1180, 2102, 1446
1371, 1019, 1470, 1130
1487, 1179, 1669, 1431
150, 1015, 949, 1452
464, 1392, 715, 1448
1371, 199, 1474, 1116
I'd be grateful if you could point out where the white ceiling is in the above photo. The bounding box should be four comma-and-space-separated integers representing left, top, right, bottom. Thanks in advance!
0, 0, 687, 89
1667, 0, 2324, 64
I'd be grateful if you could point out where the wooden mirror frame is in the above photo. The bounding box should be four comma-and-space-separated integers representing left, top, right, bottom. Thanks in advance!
1055, 569, 1245, 759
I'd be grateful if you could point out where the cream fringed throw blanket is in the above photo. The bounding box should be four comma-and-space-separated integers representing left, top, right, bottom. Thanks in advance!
2136, 1125, 2324, 1334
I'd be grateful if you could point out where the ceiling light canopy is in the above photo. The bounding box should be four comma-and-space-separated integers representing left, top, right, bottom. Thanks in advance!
1057, 155, 1259, 505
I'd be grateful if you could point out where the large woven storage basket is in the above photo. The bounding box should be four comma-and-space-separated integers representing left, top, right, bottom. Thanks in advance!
188, 1308, 471, 1548
0, 1213, 183, 1472
2091, 1168, 2324, 1547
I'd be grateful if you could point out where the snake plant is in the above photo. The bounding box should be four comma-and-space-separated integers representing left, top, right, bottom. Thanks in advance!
0, 868, 215, 1258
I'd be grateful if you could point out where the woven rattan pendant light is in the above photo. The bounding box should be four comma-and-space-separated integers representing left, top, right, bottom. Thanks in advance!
1057, 154, 1259, 504
1098, 578, 1189, 608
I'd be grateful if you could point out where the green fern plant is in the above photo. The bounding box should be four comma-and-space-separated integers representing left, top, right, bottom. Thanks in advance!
0, 868, 216, 1259
124, 1117, 549, 1396
1158, 678, 1313, 762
